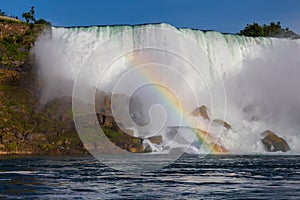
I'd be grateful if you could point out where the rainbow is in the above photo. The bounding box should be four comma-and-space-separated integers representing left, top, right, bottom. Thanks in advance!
125, 52, 228, 154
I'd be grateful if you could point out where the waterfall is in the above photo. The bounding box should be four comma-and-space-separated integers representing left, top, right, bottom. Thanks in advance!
33, 23, 300, 154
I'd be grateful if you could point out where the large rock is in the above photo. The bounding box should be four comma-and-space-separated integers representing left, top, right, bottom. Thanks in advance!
148, 135, 162, 145
261, 130, 290, 152
190, 105, 210, 120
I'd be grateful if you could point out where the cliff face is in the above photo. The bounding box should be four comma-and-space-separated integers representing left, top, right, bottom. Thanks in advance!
0, 20, 87, 155
0, 67, 87, 155
0, 20, 45, 68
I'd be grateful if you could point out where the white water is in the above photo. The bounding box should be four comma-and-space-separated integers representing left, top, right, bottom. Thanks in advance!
33, 23, 300, 154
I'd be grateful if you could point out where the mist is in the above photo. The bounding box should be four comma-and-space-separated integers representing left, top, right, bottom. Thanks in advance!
222, 39, 300, 152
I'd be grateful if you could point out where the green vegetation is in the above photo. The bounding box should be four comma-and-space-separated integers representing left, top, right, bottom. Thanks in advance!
0, 25, 44, 68
0, 35, 27, 63
22, 6, 36, 24
21, 6, 50, 26
6, 142, 18, 152
0, 6, 51, 68
0, 7, 86, 155
35, 19, 51, 25
239, 21, 297, 38
0, 68, 86, 154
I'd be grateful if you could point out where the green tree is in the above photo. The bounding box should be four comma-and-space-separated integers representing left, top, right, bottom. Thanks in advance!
22, 12, 31, 23
239, 22, 265, 37
22, 6, 36, 23
263, 21, 283, 36
239, 21, 292, 37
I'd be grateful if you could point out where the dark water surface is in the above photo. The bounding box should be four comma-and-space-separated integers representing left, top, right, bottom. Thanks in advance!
0, 154, 299, 199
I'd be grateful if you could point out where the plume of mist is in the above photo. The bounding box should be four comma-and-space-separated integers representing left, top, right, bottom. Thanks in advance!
227, 40, 300, 130
222, 39, 300, 152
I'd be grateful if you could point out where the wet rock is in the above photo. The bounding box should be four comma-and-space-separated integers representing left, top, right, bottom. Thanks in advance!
213, 119, 231, 129
190, 105, 210, 120
143, 144, 152, 153
129, 145, 144, 153
261, 130, 290, 152
148, 135, 162, 145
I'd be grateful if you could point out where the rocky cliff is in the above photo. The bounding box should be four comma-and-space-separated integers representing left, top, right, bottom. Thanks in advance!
0, 20, 88, 155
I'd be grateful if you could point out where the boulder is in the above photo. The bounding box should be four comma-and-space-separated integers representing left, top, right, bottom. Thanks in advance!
261, 130, 290, 152
190, 105, 210, 120
148, 135, 162, 145
213, 119, 231, 129
143, 144, 152, 153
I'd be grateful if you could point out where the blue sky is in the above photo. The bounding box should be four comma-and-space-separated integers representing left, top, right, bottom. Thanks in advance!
1, 0, 300, 33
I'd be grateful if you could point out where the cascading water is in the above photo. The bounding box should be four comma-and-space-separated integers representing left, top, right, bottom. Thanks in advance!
33, 23, 300, 154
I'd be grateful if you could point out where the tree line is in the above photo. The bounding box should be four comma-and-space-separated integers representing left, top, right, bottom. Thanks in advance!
0, 7, 50, 25
239, 21, 295, 37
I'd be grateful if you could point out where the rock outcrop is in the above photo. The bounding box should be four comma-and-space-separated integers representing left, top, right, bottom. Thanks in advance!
190, 105, 210, 120
261, 130, 290, 152
95, 110, 162, 153
148, 135, 162, 145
